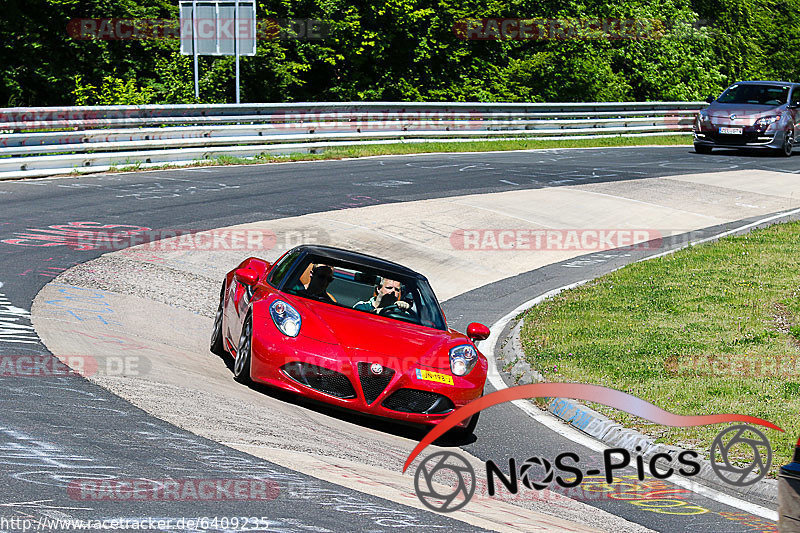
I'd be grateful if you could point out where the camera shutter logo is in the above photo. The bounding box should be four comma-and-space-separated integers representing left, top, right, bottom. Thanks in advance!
710, 425, 772, 486
520, 456, 554, 490
413, 451, 475, 512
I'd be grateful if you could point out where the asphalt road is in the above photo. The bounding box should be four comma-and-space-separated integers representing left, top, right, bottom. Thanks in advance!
0, 145, 795, 532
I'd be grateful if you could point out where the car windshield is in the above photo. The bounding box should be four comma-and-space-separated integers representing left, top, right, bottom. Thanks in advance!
716, 84, 790, 106
281, 254, 447, 330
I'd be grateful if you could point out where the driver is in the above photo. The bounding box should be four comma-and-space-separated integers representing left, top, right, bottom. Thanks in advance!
354, 277, 411, 313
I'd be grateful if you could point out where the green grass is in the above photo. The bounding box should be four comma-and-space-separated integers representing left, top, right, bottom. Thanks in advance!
520, 221, 800, 474
287, 134, 692, 157
79, 134, 691, 176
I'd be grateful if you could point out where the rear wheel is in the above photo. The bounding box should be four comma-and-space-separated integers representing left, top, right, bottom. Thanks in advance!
233, 314, 253, 384
210, 284, 226, 356
694, 144, 712, 154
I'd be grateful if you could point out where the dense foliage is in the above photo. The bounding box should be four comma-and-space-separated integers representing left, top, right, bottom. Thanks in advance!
2, 0, 798, 106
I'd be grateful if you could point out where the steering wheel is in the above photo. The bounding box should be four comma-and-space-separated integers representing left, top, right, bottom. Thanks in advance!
378, 304, 417, 320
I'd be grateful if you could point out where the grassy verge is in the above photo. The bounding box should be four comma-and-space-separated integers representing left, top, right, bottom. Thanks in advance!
99, 134, 692, 174
519, 221, 800, 474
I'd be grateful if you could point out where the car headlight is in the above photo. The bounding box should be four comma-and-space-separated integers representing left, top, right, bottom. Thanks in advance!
449, 344, 478, 376
754, 115, 781, 128
270, 299, 301, 337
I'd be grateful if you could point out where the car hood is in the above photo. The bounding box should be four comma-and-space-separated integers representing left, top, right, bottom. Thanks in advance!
292, 298, 459, 368
704, 103, 785, 122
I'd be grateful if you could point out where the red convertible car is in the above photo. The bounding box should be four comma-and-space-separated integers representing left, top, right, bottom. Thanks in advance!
210, 245, 489, 434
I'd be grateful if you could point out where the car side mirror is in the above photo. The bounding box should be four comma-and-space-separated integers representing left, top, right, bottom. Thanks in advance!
234, 267, 258, 286
705, 96, 715, 104
467, 322, 490, 341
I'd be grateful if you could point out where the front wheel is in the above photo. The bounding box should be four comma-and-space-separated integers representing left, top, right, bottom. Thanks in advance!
778, 129, 794, 157
694, 144, 712, 154
447, 411, 481, 441
233, 314, 253, 384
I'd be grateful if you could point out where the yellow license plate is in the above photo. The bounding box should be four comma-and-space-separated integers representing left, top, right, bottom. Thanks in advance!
415, 369, 454, 385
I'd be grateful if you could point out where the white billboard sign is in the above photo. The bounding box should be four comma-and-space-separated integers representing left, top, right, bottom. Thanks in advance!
178, 0, 256, 102
179, 1, 256, 56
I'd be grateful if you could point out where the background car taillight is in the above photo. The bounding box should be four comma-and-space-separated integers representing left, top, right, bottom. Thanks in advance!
270, 299, 301, 337
449, 344, 478, 376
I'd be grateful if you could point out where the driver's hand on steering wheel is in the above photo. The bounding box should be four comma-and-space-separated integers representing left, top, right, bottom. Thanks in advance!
396, 300, 411, 311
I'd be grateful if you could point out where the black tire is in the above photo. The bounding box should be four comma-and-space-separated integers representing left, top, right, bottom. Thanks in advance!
448, 411, 480, 440
778, 129, 794, 157
233, 314, 253, 384
210, 284, 226, 356
694, 144, 712, 154
462, 410, 480, 435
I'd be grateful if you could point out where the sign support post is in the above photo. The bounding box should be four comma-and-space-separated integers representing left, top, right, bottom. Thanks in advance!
180, 0, 255, 103
192, 0, 199, 100
235, 0, 240, 103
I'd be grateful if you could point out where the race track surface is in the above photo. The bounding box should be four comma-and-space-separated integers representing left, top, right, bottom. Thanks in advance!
2, 146, 798, 532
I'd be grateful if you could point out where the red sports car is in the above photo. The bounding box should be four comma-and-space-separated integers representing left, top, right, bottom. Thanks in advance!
210, 245, 489, 433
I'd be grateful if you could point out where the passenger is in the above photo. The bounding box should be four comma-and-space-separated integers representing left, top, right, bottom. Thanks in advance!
294, 264, 335, 303
354, 277, 410, 312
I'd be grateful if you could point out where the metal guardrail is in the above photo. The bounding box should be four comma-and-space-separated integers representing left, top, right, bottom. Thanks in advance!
0, 102, 704, 179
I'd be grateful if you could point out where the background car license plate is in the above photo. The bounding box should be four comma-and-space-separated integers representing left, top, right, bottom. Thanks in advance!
415, 369, 454, 385
719, 126, 743, 135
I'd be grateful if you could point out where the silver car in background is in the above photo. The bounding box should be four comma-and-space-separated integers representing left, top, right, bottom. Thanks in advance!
693, 81, 800, 156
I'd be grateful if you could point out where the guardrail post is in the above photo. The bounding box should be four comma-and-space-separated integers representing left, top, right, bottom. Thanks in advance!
779, 437, 800, 532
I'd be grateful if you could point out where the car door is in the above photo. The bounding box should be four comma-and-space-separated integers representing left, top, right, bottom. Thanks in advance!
224, 262, 257, 349
229, 257, 276, 346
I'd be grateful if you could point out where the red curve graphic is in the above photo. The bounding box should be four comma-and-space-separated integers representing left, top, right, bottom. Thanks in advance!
403, 383, 783, 472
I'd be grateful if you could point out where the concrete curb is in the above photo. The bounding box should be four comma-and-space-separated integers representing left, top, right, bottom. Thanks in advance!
495, 311, 779, 507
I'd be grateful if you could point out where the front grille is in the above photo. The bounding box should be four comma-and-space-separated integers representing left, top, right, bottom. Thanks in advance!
706, 131, 764, 145
281, 362, 356, 399
357, 362, 395, 404
382, 388, 455, 414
